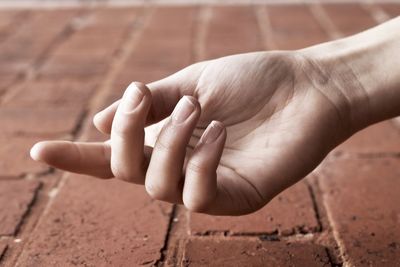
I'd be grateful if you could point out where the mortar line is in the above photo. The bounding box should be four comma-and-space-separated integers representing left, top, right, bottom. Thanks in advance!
320, 185, 350, 266
155, 205, 177, 267
255, 4, 277, 50
8, 182, 43, 237
305, 181, 323, 232
192, 5, 211, 61
310, 3, 342, 40
0, 244, 8, 262
12, 7, 153, 266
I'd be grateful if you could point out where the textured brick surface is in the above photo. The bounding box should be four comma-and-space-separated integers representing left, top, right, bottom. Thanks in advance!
15, 177, 172, 266
182, 237, 330, 266
0, 180, 40, 235
319, 158, 400, 266
190, 181, 319, 235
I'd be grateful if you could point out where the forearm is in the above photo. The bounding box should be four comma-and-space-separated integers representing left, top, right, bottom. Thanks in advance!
301, 16, 400, 133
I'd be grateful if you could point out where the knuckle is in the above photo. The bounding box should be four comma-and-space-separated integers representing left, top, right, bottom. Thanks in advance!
111, 164, 142, 184
154, 123, 183, 151
186, 161, 209, 175
112, 116, 139, 137
154, 136, 174, 153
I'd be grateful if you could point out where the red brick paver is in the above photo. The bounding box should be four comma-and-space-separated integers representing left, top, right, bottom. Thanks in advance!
319, 158, 400, 266
182, 237, 330, 266
189, 182, 319, 235
16, 177, 172, 266
0, 3, 398, 267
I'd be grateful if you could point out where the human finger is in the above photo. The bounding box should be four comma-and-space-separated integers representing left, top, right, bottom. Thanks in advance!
145, 96, 201, 203
182, 121, 226, 212
30, 140, 113, 178
110, 82, 151, 184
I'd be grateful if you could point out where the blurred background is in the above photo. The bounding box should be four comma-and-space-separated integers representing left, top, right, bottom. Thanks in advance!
0, 0, 399, 266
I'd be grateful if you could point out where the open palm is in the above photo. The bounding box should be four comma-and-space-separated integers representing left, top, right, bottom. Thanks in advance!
31, 51, 346, 215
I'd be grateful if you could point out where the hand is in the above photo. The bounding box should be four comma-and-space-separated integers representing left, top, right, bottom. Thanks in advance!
31, 51, 351, 215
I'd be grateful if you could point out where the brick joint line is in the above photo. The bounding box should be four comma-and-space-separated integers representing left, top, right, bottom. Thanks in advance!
0, 244, 8, 262
305, 181, 323, 232
5, 182, 42, 237
255, 5, 277, 50
310, 3, 342, 40
154, 205, 177, 267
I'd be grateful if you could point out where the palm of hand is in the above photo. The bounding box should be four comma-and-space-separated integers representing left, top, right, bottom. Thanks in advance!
144, 52, 342, 214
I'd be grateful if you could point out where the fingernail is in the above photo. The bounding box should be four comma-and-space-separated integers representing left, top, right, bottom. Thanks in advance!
200, 121, 224, 144
122, 83, 144, 112
172, 96, 195, 123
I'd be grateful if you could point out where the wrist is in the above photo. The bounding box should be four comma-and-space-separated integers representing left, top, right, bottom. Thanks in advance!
299, 17, 400, 135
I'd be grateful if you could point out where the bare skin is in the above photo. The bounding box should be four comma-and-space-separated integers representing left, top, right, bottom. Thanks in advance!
31, 17, 400, 215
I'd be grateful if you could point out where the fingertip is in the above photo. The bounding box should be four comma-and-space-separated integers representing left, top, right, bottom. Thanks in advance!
92, 111, 108, 134
130, 81, 152, 99
30, 141, 48, 162
200, 120, 226, 145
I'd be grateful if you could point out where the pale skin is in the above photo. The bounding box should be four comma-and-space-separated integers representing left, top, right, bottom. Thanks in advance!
31, 17, 400, 215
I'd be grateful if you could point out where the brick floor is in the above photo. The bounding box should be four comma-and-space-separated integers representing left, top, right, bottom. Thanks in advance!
0, 2, 399, 267
319, 158, 400, 266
